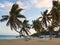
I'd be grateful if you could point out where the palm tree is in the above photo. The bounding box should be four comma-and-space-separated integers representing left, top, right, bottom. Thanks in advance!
38, 10, 52, 28
19, 19, 31, 36
46, 0, 60, 39
32, 20, 42, 36
17, 19, 31, 40
41, 10, 48, 27
32, 10, 51, 37
0, 4, 25, 32
50, 0, 60, 26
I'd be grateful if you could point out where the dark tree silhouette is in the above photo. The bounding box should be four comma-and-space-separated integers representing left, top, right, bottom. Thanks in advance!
0, 4, 25, 32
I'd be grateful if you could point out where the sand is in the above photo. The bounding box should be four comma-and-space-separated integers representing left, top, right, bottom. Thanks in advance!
0, 38, 60, 45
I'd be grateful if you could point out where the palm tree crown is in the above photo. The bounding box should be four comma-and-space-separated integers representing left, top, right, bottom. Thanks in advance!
19, 20, 31, 36
0, 4, 25, 32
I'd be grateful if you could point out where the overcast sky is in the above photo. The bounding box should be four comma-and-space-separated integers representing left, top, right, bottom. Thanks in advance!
0, 0, 53, 35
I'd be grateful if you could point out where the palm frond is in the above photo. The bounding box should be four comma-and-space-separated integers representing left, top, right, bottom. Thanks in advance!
17, 15, 26, 18
42, 10, 48, 16
9, 21, 18, 31
15, 19, 23, 28
6, 20, 10, 26
10, 4, 18, 13
2, 15, 9, 18
44, 10, 48, 15
26, 29, 31, 34
23, 28, 29, 36
0, 17, 8, 22
32, 20, 41, 33
53, 1, 58, 7
37, 17, 42, 20
42, 17, 47, 27
9, 22, 13, 30
16, 8, 23, 14
23, 20, 28, 22
19, 28, 23, 33
23, 20, 28, 26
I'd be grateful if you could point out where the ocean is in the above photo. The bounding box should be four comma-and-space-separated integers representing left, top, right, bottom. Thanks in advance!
0, 35, 31, 40
0, 35, 20, 40
0, 35, 56, 40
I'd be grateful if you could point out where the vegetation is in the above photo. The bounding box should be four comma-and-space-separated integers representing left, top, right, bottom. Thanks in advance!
0, 4, 26, 32
0, 0, 60, 39
32, 0, 60, 38
19, 19, 31, 36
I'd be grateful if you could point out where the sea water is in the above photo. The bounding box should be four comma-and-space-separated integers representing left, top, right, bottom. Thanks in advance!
0, 35, 19, 40
0, 35, 30, 40
0, 35, 56, 40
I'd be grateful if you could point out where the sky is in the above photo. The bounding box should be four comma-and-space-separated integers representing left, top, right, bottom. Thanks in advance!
0, 0, 53, 35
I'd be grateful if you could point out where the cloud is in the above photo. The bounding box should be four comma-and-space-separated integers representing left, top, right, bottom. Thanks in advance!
0, 3, 5, 8
16, 0, 31, 9
35, 0, 52, 8
3, 1, 13, 12
0, 1, 13, 14
16, 1, 24, 8
0, 0, 32, 15
16, 0, 32, 14
29, 0, 39, 4
28, 0, 53, 13
28, 0, 52, 8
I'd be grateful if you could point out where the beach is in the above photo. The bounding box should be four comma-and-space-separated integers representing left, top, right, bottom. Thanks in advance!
0, 38, 60, 45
